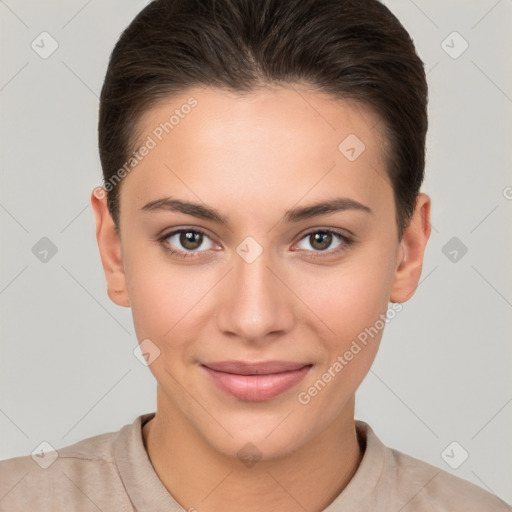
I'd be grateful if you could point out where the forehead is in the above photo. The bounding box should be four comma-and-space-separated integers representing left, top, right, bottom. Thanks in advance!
121, 85, 393, 221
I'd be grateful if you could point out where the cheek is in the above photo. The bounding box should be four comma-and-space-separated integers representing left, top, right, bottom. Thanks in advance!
123, 245, 197, 341
124, 262, 205, 387
125, 265, 168, 339
297, 253, 395, 346
123, 249, 220, 367
293, 256, 395, 421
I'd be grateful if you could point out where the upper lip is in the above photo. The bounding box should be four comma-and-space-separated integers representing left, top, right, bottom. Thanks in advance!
202, 360, 311, 375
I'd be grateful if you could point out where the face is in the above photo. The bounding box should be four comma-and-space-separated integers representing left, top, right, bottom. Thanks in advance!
92, 84, 430, 460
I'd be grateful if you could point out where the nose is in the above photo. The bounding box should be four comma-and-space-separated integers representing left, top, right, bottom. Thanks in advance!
215, 246, 295, 345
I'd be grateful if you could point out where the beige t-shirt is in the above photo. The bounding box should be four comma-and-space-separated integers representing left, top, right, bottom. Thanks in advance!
0, 412, 510, 511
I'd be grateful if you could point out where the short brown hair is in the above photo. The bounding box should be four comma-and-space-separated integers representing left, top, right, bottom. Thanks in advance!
98, 0, 428, 239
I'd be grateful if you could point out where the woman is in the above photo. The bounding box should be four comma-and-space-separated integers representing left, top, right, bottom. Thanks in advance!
1, 0, 510, 510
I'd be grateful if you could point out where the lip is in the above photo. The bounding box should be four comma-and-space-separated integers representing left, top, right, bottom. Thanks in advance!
202, 360, 312, 401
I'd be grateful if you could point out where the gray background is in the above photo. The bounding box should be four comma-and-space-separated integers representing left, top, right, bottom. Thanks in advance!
1, 0, 511, 504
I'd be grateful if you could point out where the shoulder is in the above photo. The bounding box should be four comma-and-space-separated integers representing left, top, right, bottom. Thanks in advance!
0, 429, 131, 511
386, 447, 512, 511
354, 421, 511, 512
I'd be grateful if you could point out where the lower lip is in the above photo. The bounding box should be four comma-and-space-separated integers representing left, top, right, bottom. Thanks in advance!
202, 365, 311, 401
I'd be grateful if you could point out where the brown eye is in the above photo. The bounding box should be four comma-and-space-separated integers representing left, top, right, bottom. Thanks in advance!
309, 232, 333, 251
297, 230, 344, 252
158, 228, 217, 258
179, 230, 203, 250
295, 229, 353, 259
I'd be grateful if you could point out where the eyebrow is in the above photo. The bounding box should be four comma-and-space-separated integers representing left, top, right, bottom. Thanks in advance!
140, 196, 373, 225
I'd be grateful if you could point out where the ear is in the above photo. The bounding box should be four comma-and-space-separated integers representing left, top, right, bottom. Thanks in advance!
390, 192, 431, 303
90, 187, 130, 307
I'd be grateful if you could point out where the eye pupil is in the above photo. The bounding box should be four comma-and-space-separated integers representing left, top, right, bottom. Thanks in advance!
310, 232, 332, 251
180, 231, 202, 250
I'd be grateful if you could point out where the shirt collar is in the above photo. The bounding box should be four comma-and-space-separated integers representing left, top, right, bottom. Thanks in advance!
114, 413, 387, 511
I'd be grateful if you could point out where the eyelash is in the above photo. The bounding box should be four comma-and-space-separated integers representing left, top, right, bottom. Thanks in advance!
156, 227, 354, 260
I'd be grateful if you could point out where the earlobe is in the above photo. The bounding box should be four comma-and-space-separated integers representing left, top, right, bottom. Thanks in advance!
90, 187, 130, 308
390, 193, 431, 303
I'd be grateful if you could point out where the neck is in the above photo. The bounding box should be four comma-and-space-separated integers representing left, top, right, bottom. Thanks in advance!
143, 391, 363, 512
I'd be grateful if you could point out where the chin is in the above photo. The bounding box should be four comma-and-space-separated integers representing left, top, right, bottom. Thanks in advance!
195, 410, 317, 464
215, 431, 304, 464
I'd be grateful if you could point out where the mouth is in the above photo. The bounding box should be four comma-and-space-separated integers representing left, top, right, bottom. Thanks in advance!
201, 360, 313, 401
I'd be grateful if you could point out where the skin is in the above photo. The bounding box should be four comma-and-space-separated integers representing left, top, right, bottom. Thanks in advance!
91, 84, 431, 512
